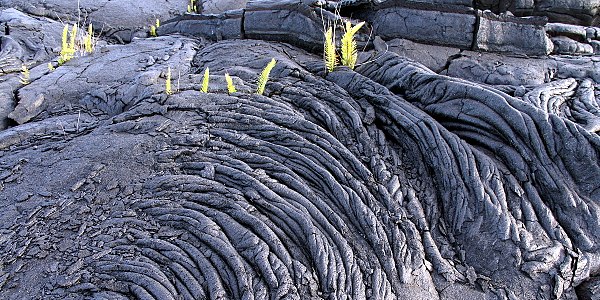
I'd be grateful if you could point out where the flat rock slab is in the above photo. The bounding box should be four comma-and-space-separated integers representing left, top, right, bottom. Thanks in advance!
475, 11, 554, 55
368, 6, 476, 48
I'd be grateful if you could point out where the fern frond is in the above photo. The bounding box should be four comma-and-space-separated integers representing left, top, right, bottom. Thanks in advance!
201, 67, 210, 93
225, 73, 236, 94
60, 25, 68, 57
188, 0, 197, 13
340, 21, 364, 69
84, 24, 94, 53
58, 24, 78, 65
150, 19, 160, 37
324, 27, 337, 73
166, 67, 173, 95
19, 65, 29, 85
70, 24, 78, 52
256, 58, 276, 95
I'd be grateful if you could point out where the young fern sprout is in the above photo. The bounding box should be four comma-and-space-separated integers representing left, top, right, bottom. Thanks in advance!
201, 67, 210, 93
165, 67, 173, 95
48, 63, 55, 71
59, 24, 77, 65
256, 58, 276, 95
69, 24, 78, 53
225, 73, 236, 94
19, 65, 30, 85
150, 19, 160, 37
324, 27, 337, 73
187, 0, 197, 13
340, 21, 365, 69
60, 25, 69, 58
83, 24, 94, 53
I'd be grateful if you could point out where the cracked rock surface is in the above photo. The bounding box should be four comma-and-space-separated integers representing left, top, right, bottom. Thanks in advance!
0, 0, 600, 299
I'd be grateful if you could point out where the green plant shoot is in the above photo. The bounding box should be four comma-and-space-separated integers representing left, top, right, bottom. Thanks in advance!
324, 27, 337, 72
60, 24, 68, 57
225, 73, 236, 94
201, 67, 209, 93
166, 67, 173, 95
19, 65, 30, 85
150, 19, 160, 37
48, 63, 55, 71
256, 58, 276, 95
340, 21, 364, 69
84, 24, 94, 53
188, 0, 197, 13
59, 24, 77, 65
69, 24, 78, 53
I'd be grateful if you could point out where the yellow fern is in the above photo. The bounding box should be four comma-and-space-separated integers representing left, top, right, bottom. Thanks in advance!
69, 24, 78, 52
60, 25, 68, 58
166, 67, 173, 95
84, 24, 94, 53
256, 58, 276, 95
58, 24, 78, 65
225, 73, 236, 94
19, 65, 30, 85
201, 67, 210, 93
340, 21, 364, 69
187, 0, 197, 13
150, 19, 160, 37
59, 24, 76, 65
324, 27, 337, 73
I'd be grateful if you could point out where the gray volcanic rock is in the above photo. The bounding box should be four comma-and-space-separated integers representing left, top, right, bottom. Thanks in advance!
0, 1, 600, 300
475, 0, 599, 25
366, 5, 476, 49
384, 38, 462, 72
0, 8, 65, 130
0, 0, 185, 42
552, 36, 595, 54
475, 11, 554, 55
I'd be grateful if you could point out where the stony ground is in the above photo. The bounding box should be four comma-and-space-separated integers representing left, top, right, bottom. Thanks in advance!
0, 0, 599, 299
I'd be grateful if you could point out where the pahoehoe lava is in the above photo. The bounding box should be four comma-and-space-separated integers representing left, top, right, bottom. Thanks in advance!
0, 0, 599, 299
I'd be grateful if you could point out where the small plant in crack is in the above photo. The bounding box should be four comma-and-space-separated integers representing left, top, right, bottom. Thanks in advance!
55, 21, 98, 67
19, 65, 30, 85
187, 0, 197, 13
83, 23, 95, 53
150, 19, 160, 37
59, 24, 77, 65
256, 58, 276, 95
225, 73, 236, 94
340, 21, 365, 70
323, 27, 337, 73
165, 67, 173, 95
201, 67, 210, 93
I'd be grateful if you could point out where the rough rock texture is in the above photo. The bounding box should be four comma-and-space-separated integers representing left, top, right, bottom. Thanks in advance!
475, 11, 554, 55
0, 0, 184, 42
474, 0, 599, 25
0, 1, 600, 300
363, 5, 477, 49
